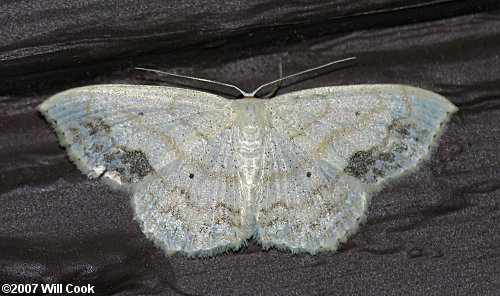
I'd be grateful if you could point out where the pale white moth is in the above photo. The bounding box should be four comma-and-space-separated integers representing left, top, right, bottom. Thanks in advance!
39, 58, 457, 257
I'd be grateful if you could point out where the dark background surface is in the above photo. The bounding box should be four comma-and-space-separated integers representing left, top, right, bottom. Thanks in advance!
1, 1, 499, 295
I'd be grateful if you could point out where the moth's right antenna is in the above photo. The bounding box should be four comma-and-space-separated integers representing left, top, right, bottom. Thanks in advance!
262, 63, 283, 99
249, 57, 357, 97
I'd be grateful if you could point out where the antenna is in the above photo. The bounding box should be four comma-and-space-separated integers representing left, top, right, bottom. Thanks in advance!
135, 67, 252, 97
249, 57, 356, 97
135, 56, 356, 98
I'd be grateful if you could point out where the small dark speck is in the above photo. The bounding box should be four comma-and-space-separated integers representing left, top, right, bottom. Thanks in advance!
431, 249, 443, 257
407, 248, 422, 258
189, 173, 194, 179
355, 111, 360, 116
138, 112, 144, 116
306, 172, 312, 178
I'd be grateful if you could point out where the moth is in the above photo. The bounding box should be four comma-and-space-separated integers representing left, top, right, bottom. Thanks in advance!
39, 58, 457, 257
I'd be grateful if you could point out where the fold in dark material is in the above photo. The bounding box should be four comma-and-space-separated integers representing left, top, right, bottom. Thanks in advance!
0, 1, 499, 295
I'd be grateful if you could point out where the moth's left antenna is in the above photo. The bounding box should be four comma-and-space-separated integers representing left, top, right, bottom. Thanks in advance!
135, 67, 252, 97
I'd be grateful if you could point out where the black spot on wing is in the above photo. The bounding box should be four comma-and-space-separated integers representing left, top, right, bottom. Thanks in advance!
104, 146, 155, 183
83, 116, 111, 136
343, 148, 397, 183
344, 118, 433, 183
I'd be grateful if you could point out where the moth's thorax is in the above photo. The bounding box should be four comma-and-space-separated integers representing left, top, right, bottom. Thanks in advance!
231, 99, 268, 127
231, 99, 268, 145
